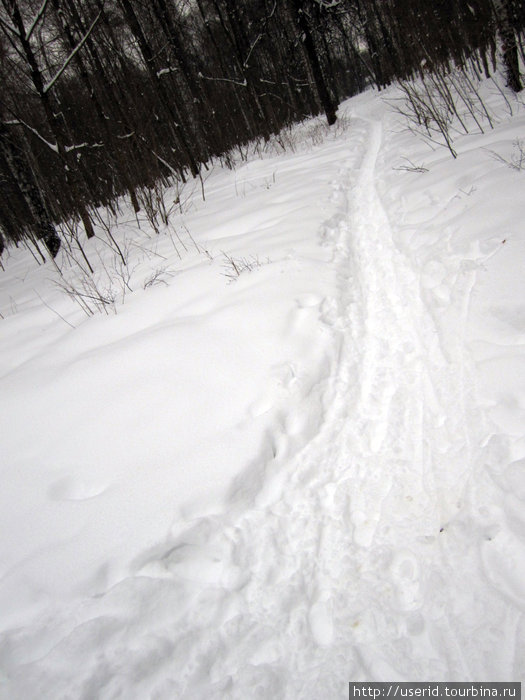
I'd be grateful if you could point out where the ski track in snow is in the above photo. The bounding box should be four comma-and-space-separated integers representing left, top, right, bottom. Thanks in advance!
2, 111, 524, 698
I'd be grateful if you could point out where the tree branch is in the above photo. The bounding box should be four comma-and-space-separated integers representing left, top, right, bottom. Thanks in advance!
25, 0, 50, 41
42, 10, 102, 94
4, 117, 58, 152
197, 71, 247, 87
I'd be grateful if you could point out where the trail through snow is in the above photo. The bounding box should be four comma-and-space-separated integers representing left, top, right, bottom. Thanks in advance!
149, 116, 519, 694
1, 93, 524, 697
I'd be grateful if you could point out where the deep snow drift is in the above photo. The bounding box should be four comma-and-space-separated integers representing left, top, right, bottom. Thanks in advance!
1, 79, 524, 697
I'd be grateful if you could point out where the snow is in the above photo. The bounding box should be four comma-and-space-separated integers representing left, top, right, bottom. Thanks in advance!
1, 77, 525, 696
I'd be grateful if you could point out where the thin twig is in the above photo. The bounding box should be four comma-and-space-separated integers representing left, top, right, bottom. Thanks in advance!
34, 289, 75, 328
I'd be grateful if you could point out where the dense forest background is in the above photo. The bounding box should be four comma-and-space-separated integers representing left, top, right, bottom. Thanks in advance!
0, 0, 523, 259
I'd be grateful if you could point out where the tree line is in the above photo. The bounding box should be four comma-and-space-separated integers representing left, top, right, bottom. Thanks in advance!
0, 0, 523, 260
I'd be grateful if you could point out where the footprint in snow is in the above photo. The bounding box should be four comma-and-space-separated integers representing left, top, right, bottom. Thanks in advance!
48, 476, 109, 501
309, 595, 334, 646
389, 549, 422, 611
504, 459, 525, 500
248, 361, 298, 418
139, 543, 246, 591
295, 293, 323, 309
481, 527, 525, 609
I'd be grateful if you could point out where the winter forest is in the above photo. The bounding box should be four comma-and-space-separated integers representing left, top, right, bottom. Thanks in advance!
1, 0, 525, 696
0, 0, 524, 260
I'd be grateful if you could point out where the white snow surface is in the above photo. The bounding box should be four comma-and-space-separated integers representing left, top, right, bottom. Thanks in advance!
1, 81, 525, 697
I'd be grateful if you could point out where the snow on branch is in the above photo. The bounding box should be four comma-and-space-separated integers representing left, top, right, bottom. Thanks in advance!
6, 118, 58, 152
6, 119, 102, 153
25, 0, 50, 42
43, 11, 102, 94
157, 67, 178, 78
65, 142, 103, 152
197, 72, 247, 87
243, 33, 263, 69
243, 1, 276, 69
151, 150, 179, 178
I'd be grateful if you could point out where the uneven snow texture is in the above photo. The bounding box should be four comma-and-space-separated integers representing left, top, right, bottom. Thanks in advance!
1, 81, 525, 697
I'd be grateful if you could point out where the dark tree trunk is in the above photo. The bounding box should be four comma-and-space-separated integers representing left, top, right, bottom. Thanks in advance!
194, 0, 255, 139
287, 0, 337, 125
5, 0, 96, 238
210, 0, 273, 138
495, 0, 523, 91
149, 0, 220, 157
118, 0, 200, 177
50, 0, 141, 213
0, 122, 61, 258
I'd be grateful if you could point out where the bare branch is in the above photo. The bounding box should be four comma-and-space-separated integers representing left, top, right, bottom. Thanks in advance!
197, 71, 247, 87
25, 0, 50, 41
0, 14, 18, 39
151, 150, 179, 179
34, 288, 76, 328
5, 117, 58, 152
43, 11, 102, 94
243, 1, 276, 69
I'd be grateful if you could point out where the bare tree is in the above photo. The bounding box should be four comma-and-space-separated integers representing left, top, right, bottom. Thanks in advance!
493, 0, 523, 91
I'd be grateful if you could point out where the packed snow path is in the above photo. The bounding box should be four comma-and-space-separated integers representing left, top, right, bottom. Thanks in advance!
2, 101, 524, 697
139, 117, 520, 694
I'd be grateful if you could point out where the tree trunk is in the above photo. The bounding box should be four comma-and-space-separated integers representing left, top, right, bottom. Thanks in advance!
50, 0, 141, 213
210, 0, 273, 139
118, 0, 200, 177
150, 0, 220, 158
494, 0, 522, 91
0, 121, 61, 258
5, 0, 96, 238
287, 0, 337, 125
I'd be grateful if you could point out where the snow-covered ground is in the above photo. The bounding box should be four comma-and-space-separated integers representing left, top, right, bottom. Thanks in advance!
1, 77, 524, 697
